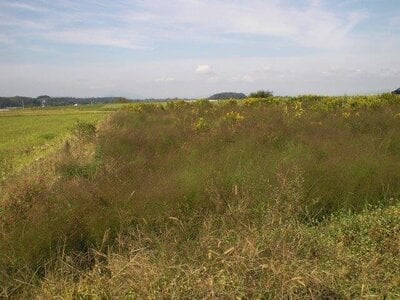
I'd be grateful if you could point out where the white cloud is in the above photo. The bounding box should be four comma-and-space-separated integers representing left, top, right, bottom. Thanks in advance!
89, 83, 117, 90
0, 0, 369, 50
129, 0, 368, 48
155, 77, 175, 83
242, 75, 254, 82
40, 30, 149, 50
195, 65, 213, 75
321, 67, 364, 78
0, 34, 13, 45
0, 2, 46, 12
389, 16, 400, 28
376, 68, 400, 78
232, 74, 255, 82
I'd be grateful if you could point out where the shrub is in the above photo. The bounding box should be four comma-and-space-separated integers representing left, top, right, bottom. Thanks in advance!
248, 90, 273, 98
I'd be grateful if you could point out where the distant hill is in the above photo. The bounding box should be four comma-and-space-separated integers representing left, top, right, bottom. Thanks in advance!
392, 88, 400, 95
208, 92, 247, 100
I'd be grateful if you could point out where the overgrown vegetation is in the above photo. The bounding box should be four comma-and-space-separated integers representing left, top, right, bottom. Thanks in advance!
1, 94, 400, 298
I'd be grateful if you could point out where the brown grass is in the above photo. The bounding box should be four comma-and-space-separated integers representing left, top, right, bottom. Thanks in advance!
1, 95, 400, 298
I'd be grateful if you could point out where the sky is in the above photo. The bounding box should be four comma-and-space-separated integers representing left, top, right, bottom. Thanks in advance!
0, 0, 399, 98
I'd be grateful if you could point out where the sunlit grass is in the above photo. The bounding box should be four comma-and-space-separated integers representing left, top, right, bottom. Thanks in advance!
0, 107, 110, 180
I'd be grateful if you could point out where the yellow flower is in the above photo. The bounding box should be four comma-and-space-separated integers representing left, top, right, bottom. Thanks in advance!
193, 117, 210, 131
342, 111, 351, 119
224, 111, 245, 123
293, 101, 304, 117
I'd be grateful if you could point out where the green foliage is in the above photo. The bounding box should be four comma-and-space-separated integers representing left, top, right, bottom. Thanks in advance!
165, 100, 189, 110
39, 132, 57, 141
248, 90, 273, 98
125, 102, 160, 113
194, 99, 213, 108
243, 97, 278, 106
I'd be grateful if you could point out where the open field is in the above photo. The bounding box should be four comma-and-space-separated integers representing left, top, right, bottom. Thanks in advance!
1, 95, 400, 298
0, 105, 132, 181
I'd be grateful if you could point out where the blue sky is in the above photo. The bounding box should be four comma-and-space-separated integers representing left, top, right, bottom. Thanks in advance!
0, 0, 399, 98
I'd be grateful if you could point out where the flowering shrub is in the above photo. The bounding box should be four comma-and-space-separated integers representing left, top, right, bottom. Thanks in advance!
293, 101, 304, 118
193, 117, 210, 131
224, 111, 245, 124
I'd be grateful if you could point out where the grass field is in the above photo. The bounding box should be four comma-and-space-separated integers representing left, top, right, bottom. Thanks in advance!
1, 96, 400, 298
0, 105, 126, 181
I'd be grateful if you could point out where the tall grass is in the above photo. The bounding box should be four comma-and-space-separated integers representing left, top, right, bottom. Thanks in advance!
1, 95, 400, 298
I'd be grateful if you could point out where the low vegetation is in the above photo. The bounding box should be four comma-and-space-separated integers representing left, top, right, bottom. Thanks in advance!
0, 108, 110, 182
1, 95, 400, 298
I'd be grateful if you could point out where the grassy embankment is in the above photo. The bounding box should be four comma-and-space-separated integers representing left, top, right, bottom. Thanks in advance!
1, 95, 400, 298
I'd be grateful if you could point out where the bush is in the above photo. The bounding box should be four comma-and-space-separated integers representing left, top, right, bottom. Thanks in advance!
248, 90, 273, 98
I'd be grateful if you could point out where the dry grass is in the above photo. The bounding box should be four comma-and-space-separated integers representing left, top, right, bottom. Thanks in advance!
1, 95, 400, 298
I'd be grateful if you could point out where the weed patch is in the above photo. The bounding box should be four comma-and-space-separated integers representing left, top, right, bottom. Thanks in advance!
1, 95, 400, 298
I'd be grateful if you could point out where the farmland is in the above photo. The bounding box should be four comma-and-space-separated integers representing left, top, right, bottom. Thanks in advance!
0, 105, 129, 181
1, 95, 400, 298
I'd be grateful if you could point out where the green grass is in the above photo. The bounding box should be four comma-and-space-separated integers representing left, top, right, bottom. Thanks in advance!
1, 95, 400, 298
0, 106, 117, 180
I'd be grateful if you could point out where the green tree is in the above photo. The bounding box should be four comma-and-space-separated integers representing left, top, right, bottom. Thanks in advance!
249, 90, 273, 98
